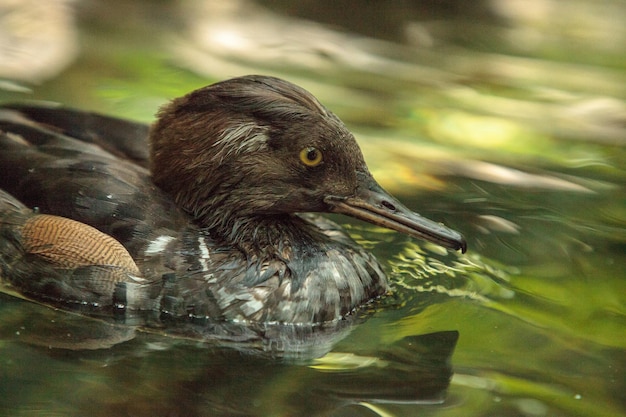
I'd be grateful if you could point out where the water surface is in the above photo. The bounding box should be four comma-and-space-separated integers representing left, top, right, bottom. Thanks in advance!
0, 1, 624, 416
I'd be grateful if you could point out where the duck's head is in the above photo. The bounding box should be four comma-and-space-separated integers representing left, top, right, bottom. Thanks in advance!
150, 75, 466, 253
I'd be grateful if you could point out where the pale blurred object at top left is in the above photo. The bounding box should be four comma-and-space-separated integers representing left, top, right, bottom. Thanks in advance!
0, 0, 77, 86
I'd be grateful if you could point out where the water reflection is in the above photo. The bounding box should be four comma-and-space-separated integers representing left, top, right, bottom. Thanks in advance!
0, 293, 459, 416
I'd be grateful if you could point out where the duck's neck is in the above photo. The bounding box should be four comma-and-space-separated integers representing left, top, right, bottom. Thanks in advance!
231, 214, 317, 249
210, 210, 322, 257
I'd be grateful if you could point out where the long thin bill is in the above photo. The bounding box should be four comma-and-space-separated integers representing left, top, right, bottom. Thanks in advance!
325, 181, 466, 253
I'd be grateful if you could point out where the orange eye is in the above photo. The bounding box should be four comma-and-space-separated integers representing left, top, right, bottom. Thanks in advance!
299, 147, 323, 167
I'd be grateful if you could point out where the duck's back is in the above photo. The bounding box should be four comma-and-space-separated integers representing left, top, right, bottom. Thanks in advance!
0, 105, 191, 249
0, 105, 195, 313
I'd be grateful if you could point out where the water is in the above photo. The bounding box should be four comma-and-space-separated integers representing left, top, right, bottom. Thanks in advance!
0, 0, 624, 416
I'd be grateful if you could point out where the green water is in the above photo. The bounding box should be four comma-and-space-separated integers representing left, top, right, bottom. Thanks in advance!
0, 1, 624, 416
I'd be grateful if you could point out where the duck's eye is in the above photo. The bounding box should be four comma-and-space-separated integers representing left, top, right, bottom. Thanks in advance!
299, 147, 323, 167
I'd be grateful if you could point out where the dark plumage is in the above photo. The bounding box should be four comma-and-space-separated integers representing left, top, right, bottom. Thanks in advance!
0, 75, 465, 326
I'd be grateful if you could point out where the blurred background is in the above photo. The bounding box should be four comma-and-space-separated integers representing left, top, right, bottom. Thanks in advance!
0, 1, 625, 416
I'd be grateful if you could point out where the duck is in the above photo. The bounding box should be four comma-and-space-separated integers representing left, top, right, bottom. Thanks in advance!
0, 75, 466, 326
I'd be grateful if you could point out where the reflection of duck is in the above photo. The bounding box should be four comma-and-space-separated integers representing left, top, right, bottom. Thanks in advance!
0, 75, 465, 325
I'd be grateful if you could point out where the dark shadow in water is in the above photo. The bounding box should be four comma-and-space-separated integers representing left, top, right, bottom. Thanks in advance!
1, 293, 458, 415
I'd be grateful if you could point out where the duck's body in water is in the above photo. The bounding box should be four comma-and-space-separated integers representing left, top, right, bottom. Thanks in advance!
0, 75, 465, 327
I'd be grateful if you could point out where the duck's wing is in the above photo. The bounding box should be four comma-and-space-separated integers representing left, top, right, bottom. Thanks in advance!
0, 189, 158, 311
0, 104, 150, 167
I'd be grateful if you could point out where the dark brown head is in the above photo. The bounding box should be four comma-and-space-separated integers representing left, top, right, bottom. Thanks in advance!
150, 75, 466, 252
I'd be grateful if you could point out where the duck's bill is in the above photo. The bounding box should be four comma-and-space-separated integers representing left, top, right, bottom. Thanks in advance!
325, 181, 467, 253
